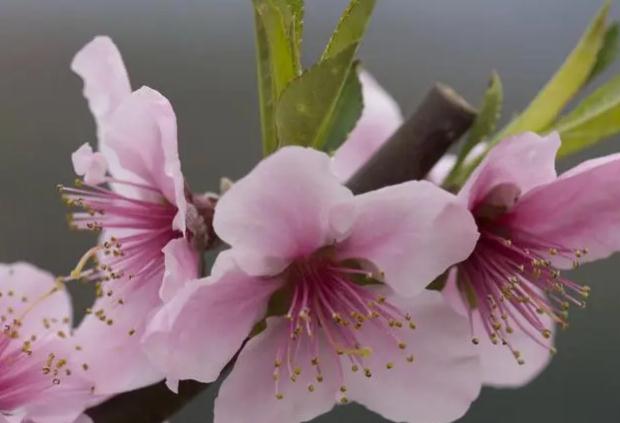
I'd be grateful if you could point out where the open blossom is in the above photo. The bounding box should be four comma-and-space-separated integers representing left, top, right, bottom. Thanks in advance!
144, 146, 482, 423
58, 36, 205, 394
443, 132, 620, 387
0, 263, 95, 423
331, 70, 403, 181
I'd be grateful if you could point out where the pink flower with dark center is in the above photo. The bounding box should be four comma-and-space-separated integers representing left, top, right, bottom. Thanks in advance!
0, 263, 96, 423
443, 132, 620, 387
58, 36, 205, 394
144, 146, 482, 423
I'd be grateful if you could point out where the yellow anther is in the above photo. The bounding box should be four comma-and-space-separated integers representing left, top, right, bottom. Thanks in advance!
340, 346, 372, 358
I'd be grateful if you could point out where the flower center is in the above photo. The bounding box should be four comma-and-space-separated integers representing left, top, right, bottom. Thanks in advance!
0, 292, 75, 411
271, 255, 415, 403
58, 178, 180, 288
458, 221, 590, 363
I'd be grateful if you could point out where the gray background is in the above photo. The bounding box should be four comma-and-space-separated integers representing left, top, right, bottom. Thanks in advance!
0, 0, 618, 422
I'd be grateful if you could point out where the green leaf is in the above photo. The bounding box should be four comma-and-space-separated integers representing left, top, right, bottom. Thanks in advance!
443, 72, 503, 188
496, 1, 611, 139
270, 0, 304, 67
553, 73, 620, 157
276, 43, 360, 149
588, 22, 619, 84
322, 63, 364, 153
459, 72, 503, 164
253, 0, 303, 155
322, 0, 376, 60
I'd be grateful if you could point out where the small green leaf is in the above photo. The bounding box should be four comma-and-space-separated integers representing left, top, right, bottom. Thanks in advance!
459, 72, 503, 164
253, 0, 302, 155
496, 1, 611, 139
553, 73, 620, 157
270, 0, 304, 67
322, 63, 364, 153
322, 0, 376, 60
443, 72, 503, 188
588, 22, 619, 84
276, 43, 359, 149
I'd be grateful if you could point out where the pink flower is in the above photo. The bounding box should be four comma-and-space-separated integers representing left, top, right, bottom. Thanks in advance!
144, 146, 482, 423
444, 132, 620, 387
332, 70, 403, 181
59, 36, 203, 394
0, 263, 96, 423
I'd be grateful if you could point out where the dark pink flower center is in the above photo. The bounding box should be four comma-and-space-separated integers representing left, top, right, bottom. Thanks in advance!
59, 178, 180, 289
271, 255, 415, 402
0, 314, 73, 410
458, 212, 589, 362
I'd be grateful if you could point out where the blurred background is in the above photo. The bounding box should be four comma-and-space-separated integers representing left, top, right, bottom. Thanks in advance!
0, 0, 618, 421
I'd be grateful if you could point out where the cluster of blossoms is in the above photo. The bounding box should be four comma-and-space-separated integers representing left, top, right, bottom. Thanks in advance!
4, 36, 620, 423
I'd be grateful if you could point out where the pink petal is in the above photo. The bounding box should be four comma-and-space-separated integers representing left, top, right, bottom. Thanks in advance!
214, 317, 340, 423
427, 154, 456, 185
0, 263, 72, 349
71, 36, 135, 189
344, 289, 481, 423
337, 181, 479, 297
0, 264, 97, 420
143, 254, 282, 387
332, 70, 403, 181
471, 310, 555, 388
442, 271, 554, 387
104, 87, 187, 232
214, 146, 353, 276
71, 36, 131, 126
159, 238, 199, 302
428, 144, 488, 186
72, 280, 163, 395
459, 132, 560, 210
71, 143, 108, 185
507, 153, 620, 264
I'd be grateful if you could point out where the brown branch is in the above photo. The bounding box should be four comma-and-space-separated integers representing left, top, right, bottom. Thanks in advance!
86, 82, 476, 423
346, 83, 476, 194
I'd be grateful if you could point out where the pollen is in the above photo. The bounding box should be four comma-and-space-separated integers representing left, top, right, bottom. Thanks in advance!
267, 255, 418, 402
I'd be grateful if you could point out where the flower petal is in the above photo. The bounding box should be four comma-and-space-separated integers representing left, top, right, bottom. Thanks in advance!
71, 143, 108, 186
337, 181, 479, 297
427, 154, 456, 186
71, 36, 131, 127
214, 146, 353, 276
71, 36, 135, 190
345, 289, 481, 423
143, 256, 282, 387
507, 153, 620, 264
471, 310, 555, 388
442, 271, 555, 387
332, 70, 403, 181
0, 263, 72, 349
104, 87, 187, 231
214, 317, 340, 423
459, 132, 560, 209
159, 238, 199, 302
72, 279, 163, 395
